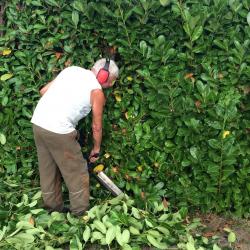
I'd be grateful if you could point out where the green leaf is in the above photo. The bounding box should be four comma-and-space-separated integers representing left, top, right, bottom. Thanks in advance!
247, 12, 250, 26
106, 226, 116, 245
32, 191, 42, 200
123, 202, 128, 214
129, 226, 140, 235
191, 26, 203, 42
83, 226, 91, 242
157, 35, 166, 45
158, 213, 169, 222
115, 226, 124, 246
207, 163, 219, 177
6, 233, 35, 245
186, 242, 196, 250
16, 221, 34, 230
31, 0, 42, 7
183, 23, 191, 36
165, 140, 175, 148
228, 231, 236, 243
122, 244, 132, 250
190, 146, 198, 159
72, 1, 85, 12
93, 220, 106, 234
196, 80, 206, 95
70, 235, 82, 250
145, 219, 154, 228
159, 0, 171, 7
45, 0, 59, 7
148, 229, 162, 238
121, 229, 130, 244
0, 226, 7, 241
72, 11, 79, 27
0, 133, 6, 145
146, 235, 168, 249
208, 139, 220, 149
92, 231, 103, 240
1, 73, 13, 81
213, 39, 228, 51
213, 244, 222, 250
131, 207, 140, 219
45, 246, 56, 250
108, 194, 124, 205
139, 41, 147, 56
2, 96, 8, 106
25, 228, 42, 235
50, 212, 65, 221
156, 226, 170, 236
30, 209, 43, 215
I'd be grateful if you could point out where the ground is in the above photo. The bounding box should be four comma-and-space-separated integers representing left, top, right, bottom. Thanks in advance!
198, 213, 250, 250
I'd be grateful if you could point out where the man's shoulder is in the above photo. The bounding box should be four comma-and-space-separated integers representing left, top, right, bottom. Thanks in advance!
62, 65, 86, 73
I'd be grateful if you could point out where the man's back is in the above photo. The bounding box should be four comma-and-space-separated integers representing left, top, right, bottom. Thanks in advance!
31, 66, 101, 133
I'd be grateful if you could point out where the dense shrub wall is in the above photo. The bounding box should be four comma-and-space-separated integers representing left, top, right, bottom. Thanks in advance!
0, 0, 249, 216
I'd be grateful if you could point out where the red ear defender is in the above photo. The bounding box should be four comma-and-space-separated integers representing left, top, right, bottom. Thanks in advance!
96, 58, 110, 85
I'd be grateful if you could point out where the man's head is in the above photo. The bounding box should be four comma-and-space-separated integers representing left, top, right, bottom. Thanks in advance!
92, 58, 119, 88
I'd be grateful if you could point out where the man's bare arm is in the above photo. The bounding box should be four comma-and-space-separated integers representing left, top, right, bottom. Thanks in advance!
39, 81, 54, 96
89, 89, 105, 162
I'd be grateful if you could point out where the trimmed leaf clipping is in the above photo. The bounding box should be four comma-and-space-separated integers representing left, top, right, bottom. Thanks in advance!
83, 226, 91, 242
105, 226, 116, 245
147, 235, 168, 249
228, 231, 236, 243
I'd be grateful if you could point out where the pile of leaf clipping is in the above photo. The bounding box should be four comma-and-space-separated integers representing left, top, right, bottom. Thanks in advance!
0, 189, 233, 250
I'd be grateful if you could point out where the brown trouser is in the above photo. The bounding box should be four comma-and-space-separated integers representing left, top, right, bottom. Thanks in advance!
33, 124, 89, 215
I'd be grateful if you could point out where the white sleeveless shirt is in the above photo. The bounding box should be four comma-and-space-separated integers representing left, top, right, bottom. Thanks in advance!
31, 66, 101, 134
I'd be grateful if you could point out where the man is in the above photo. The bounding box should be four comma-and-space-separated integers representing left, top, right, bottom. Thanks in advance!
31, 58, 119, 216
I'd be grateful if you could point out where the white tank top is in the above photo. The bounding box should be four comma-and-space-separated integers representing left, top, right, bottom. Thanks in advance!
31, 66, 101, 134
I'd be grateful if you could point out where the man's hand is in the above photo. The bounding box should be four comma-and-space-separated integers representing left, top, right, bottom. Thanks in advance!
89, 149, 100, 163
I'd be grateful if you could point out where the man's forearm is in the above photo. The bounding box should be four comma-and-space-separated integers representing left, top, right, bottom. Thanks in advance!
92, 127, 102, 152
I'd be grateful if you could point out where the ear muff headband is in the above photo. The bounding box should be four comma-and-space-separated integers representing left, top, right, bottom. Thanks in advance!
96, 58, 110, 85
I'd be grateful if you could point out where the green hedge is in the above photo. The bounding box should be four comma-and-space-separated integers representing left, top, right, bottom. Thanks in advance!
0, 0, 249, 217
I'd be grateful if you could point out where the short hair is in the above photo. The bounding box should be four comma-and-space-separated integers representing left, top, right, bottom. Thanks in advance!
92, 58, 119, 81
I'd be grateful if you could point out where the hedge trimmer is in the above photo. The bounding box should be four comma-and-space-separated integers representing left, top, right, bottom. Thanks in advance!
86, 153, 123, 196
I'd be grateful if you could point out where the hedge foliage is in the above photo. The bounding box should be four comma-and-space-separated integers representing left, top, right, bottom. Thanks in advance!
0, 0, 250, 217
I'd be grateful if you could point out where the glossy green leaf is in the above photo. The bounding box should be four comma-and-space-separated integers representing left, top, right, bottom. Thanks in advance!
159, 0, 171, 7
45, 0, 59, 7
190, 147, 198, 159
1, 73, 13, 81
208, 139, 220, 149
191, 26, 203, 42
72, 11, 79, 27
0, 133, 6, 145
247, 12, 250, 25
